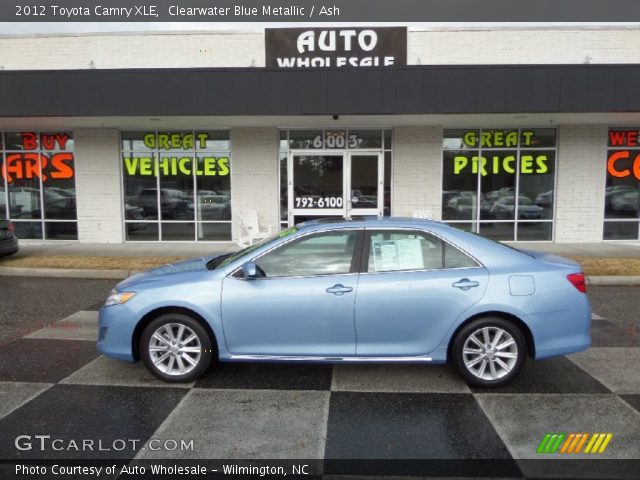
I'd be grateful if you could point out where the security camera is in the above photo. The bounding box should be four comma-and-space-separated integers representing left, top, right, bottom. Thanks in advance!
332, 115, 339, 121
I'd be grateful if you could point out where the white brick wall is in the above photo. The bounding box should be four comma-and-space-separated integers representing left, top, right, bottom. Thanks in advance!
74, 129, 124, 243
0, 32, 264, 70
1, 27, 638, 70
409, 28, 640, 65
392, 127, 443, 219
554, 125, 607, 243
230, 128, 279, 241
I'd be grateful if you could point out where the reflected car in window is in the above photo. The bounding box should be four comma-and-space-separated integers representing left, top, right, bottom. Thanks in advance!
610, 190, 640, 214
133, 188, 189, 219
491, 196, 545, 220
446, 195, 493, 220
98, 218, 591, 388
0, 218, 18, 256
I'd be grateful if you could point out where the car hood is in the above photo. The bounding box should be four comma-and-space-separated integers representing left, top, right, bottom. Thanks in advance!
116, 254, 227, 290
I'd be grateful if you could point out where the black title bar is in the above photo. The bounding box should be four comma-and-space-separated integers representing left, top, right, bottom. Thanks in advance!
2, 0, 640, 22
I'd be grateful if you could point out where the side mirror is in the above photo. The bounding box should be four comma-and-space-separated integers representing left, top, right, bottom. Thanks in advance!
241, 261, 259, 279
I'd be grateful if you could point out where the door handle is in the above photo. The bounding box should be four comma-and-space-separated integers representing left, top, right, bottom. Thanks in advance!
326, 284, 353, 296
452, 278, 480, 291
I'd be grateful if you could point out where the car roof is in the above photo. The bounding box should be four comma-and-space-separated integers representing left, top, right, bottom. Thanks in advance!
297, 216, 439, 230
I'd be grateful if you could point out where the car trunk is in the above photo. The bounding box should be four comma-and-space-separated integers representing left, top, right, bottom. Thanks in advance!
519, 249, 582, 272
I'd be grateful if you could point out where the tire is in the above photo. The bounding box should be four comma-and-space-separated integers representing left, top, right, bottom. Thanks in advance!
140, 313, 214, 383
451, 317, 527, 388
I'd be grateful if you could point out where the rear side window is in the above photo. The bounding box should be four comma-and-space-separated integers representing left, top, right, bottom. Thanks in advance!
367, 230, 478, 272
444, 243, 479, 268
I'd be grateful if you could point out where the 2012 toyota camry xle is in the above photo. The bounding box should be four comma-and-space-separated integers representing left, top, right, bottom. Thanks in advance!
98, 218, 591, 388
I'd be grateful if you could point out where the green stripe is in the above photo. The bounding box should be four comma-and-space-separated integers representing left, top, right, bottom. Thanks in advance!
550, 433, 566, 453
537, 433, 553, 453
544, 434, 558, 453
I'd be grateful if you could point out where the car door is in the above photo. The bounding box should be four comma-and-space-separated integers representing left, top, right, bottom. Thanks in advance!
221, 229, 362, 356
355, 229, 489, 356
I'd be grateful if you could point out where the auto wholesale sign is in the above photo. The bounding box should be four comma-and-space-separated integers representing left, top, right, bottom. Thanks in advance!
265, 27, 407, 69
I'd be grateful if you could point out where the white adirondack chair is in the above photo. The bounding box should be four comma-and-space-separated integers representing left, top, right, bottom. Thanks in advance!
412, 209, 433, 219
237, 210, 275, 247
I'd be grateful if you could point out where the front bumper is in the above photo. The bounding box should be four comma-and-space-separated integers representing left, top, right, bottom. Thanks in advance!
97, 304, 137, 362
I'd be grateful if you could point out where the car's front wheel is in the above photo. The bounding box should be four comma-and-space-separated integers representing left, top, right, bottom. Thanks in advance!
140, 313, 214, 383
452, 317, 527, 388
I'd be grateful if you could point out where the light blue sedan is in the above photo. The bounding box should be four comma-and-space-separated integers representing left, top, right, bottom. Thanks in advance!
98, 218, 591, 388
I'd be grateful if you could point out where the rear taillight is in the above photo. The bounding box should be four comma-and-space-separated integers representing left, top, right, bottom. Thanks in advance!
567, 273, 586, 293
7, 222, 14, 233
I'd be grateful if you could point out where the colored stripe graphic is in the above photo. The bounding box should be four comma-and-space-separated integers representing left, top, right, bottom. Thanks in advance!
537, 433, 565, 453
541, 433, 613, 454
573, 433, 589, 453
585, 433, 613, 454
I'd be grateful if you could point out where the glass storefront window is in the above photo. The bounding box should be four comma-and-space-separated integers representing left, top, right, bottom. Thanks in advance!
1, 131, 78, 239
442, 128, 556, 241
604, 128, 640, 240
122, 130, 231, 241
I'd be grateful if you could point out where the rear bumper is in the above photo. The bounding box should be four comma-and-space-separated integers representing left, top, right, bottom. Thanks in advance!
529, 295, 592, 360
0, 236, 18, 256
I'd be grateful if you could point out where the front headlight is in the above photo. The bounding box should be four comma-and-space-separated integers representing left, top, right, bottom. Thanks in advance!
104, 290, 136, 307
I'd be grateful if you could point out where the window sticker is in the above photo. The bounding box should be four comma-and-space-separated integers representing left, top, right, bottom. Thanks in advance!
372, 238, 424, 271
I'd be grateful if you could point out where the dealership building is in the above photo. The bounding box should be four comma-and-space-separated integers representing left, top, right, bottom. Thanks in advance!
0, 24, 639, 244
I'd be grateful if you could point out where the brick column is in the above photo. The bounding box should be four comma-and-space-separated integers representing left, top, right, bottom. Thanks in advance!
392, 126, 443, 219
74, 129, 123, 243
230, 128, 279, 241
554, 125, 607, 242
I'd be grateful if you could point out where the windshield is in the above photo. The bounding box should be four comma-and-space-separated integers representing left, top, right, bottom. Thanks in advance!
206, 226, 299, 270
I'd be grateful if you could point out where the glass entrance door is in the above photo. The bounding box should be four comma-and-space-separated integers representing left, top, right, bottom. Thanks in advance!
288, 152, 383, 225
348, 153, 383, 217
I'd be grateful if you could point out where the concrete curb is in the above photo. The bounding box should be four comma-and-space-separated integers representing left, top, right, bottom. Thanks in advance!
586, 275, 640, 286
0, 266, 131, 279
1, 266, 640, 285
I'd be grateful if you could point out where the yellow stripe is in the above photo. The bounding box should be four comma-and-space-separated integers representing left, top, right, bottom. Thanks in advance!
584, 433, 598, 453
598, 434, 613, 453
574, 433, 589, 454
590, 434, 606, 454
560, 434, 575, 453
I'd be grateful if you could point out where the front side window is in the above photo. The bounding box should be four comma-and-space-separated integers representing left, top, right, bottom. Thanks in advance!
604, 128, 640, 240
367, 230, 478, 273
256, 231, 359, 277
1, 131, 77, 239
122, 130, 231, 241
442, 128, 556, 241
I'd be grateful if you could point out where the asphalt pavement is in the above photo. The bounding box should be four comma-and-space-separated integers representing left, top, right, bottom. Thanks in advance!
0, 277, 638, 479
0, 277, 116, 345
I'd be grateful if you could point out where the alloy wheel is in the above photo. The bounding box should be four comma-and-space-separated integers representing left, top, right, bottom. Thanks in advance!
148, 323, 202, 376
462, 326, 519, 381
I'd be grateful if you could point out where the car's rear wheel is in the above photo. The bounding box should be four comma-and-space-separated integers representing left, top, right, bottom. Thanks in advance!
452, 317, 526, 388
140, 313, 213, 383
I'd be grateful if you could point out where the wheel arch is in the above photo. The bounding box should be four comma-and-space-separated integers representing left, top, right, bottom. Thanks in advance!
132, 306, 219, 362
447, 310, 535, 361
